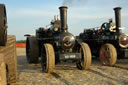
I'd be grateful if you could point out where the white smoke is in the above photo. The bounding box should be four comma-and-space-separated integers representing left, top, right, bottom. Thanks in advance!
62, 0, 128, 8
62, 0, 88, 6
114, 0, 128, 7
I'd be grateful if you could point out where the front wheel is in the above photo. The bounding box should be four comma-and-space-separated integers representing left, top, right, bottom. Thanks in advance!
76, 42, 92, 70
99, 43, 117, 66
41, 43, 55, 73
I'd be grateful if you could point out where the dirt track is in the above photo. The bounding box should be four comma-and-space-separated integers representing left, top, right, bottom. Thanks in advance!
17, 48, 128, 85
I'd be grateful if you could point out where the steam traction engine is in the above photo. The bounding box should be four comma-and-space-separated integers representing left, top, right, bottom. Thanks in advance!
79, 7, 128, 66
25, 6, 92, 73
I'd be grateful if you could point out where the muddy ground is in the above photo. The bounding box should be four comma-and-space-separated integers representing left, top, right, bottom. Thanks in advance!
16, 48, 128, 85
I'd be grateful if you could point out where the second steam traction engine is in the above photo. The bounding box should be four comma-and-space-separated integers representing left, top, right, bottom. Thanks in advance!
25, 6, 92, 73
79, 7, 128, 66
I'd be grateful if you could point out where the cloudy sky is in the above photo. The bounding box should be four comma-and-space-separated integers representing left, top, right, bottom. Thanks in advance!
1, 0, 128, 40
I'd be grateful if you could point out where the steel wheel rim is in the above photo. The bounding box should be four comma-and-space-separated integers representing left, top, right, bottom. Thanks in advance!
80, 48, 84, 68
42, 54, 47, 72
76, 47, 84, 70
41, 46, 47, 72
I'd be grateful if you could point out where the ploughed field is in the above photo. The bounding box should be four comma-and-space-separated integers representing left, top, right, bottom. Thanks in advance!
17, 48, 128, 85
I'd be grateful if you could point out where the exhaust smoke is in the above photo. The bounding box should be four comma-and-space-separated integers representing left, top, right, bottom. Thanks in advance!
62, 0, 88, 7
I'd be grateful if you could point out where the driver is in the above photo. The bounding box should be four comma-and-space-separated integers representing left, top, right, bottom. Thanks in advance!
109, 19, 116, 32
101, 19, 116, 32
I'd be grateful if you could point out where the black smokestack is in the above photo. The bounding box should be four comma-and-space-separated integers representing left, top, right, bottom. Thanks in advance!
114, 7, 121, 33
59, 6, 68, 32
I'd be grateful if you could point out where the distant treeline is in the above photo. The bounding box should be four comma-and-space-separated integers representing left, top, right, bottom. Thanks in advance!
16, 40, 26, 43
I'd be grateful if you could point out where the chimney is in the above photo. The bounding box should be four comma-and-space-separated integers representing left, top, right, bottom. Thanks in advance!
114, 7, 122, 33
59, 6, 68, 32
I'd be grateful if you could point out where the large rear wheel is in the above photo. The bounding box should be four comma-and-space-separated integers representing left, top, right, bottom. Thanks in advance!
0, 4, 7, 46
76, 42, 92, 70
26, 36, 39, 64
41, 43, 55, 73
99, 43, 117, 66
